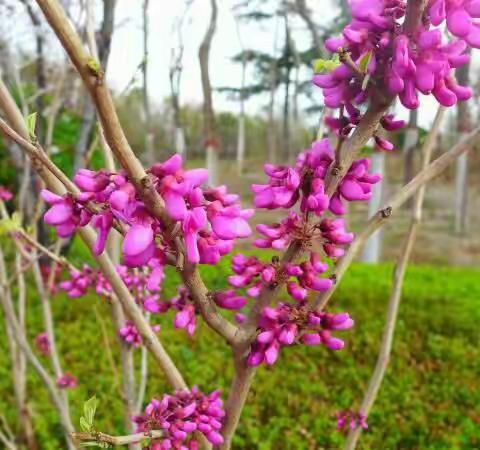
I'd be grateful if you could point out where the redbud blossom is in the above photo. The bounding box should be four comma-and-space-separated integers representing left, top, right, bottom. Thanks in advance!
56, 373, 77, 389
35, 332, 51, 356
133, 387, 225, 448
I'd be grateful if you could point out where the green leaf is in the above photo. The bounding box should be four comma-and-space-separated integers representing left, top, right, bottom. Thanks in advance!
358, 50, 373, 74
0, 212, 22, 236
83, 395, 98, 427
313, 54, 340, 74
80, 417, 91, 433
25, 112, 37, 139
86, 58, 102, 76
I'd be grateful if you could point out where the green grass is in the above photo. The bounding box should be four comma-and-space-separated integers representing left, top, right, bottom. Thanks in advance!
1, 256, 480, 450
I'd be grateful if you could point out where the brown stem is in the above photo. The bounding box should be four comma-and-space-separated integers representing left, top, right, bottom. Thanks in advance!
34, 0, 237, 346
219, 1, 431, 443
0, 249, 77, 449
72, 430, 163, 446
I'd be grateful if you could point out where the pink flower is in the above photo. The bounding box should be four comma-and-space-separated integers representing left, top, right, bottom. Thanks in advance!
56, 373, 77, 389
336, 410, 368, 432
42, 190, 91, 237
330, 159, 381, 215
171, 287, 197, 336
213, 290, 247, 310
247, 302, 354, 367
123, 223, 156, 267
0, 186, 13, 201
35, 332, 51, 356
118, 320, 160, 347
133, 387, 224, 448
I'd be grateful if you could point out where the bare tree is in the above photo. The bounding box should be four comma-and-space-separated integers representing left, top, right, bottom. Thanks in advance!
267, 13, 280, 163
454, 55, 471, 235
199, 0, 218, 186
169, 1, 192, 157
233, 11, 247, 174
142, 0, 155, 165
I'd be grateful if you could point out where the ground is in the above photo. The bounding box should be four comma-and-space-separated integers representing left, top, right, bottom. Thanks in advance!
1, 256, 479, 449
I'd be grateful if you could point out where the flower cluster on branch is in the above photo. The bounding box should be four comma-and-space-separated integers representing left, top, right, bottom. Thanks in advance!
133, 386, 225, 448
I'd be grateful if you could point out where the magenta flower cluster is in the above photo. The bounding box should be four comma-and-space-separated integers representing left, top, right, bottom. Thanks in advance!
133, 386, 225, 449
0, 185, 13, 201
60, 261, 164, 301
247, 303, 354, 366
59, 264, 203, 338
56, 373, 77, 390
35, 332, 51, 356
42, 154, 252, 267
315, 0, 475, 111
253, 139, 380, 216
118, 320, 161, 347
336, 409, 368, 432
210, 138, 378, 365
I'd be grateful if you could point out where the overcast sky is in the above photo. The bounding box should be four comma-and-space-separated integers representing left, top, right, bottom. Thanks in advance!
2, 0, 465, 128
107, 0, 338, 116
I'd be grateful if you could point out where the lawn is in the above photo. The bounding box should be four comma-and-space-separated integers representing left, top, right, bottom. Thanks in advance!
1, 252, 479, 449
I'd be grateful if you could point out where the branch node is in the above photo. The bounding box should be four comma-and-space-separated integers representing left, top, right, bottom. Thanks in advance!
380, 206, 393, 218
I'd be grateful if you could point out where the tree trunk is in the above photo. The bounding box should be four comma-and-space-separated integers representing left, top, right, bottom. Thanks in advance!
169, 5, 190, 158
362, 151, 385, 263
454, 56, 471, 235
403, 108, 418, 186
294, 0, 325, 56
282, 16, 292, 162
199, 0, 218, 186
237, 60, 246, 175
142, 0, 155, 166
267, 14, 280, 164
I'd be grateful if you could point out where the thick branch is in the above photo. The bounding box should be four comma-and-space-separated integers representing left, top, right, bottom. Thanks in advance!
35, 0, 238, 345
35, 0, 170, 226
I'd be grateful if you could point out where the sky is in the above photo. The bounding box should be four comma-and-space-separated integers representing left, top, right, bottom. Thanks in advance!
1, 0, 465, 129
107, 0, 338, 116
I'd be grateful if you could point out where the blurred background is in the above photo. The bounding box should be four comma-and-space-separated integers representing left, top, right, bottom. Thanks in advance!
0, 0, 479, 449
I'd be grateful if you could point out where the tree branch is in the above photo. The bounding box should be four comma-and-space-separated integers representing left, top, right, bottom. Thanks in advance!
35, 0, 238, 346
313, 108, 480, 312
72, 430, 163, 446
344, 106, 446, 450
219, 0, 433, 445
0, 89, 187, 392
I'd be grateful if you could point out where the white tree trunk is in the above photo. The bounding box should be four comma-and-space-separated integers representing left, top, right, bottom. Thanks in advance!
362, 152, 385, 263
175, 127, 186, 157
207, 145, 218, 186
454, 149, 468, 234
237, 115, 245, 175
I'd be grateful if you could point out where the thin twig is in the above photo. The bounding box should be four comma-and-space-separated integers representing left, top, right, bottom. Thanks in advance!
313, 112, 477, 312
344, 106, 446, 450
0, 83, 187, 392
72, 430, 163, 446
